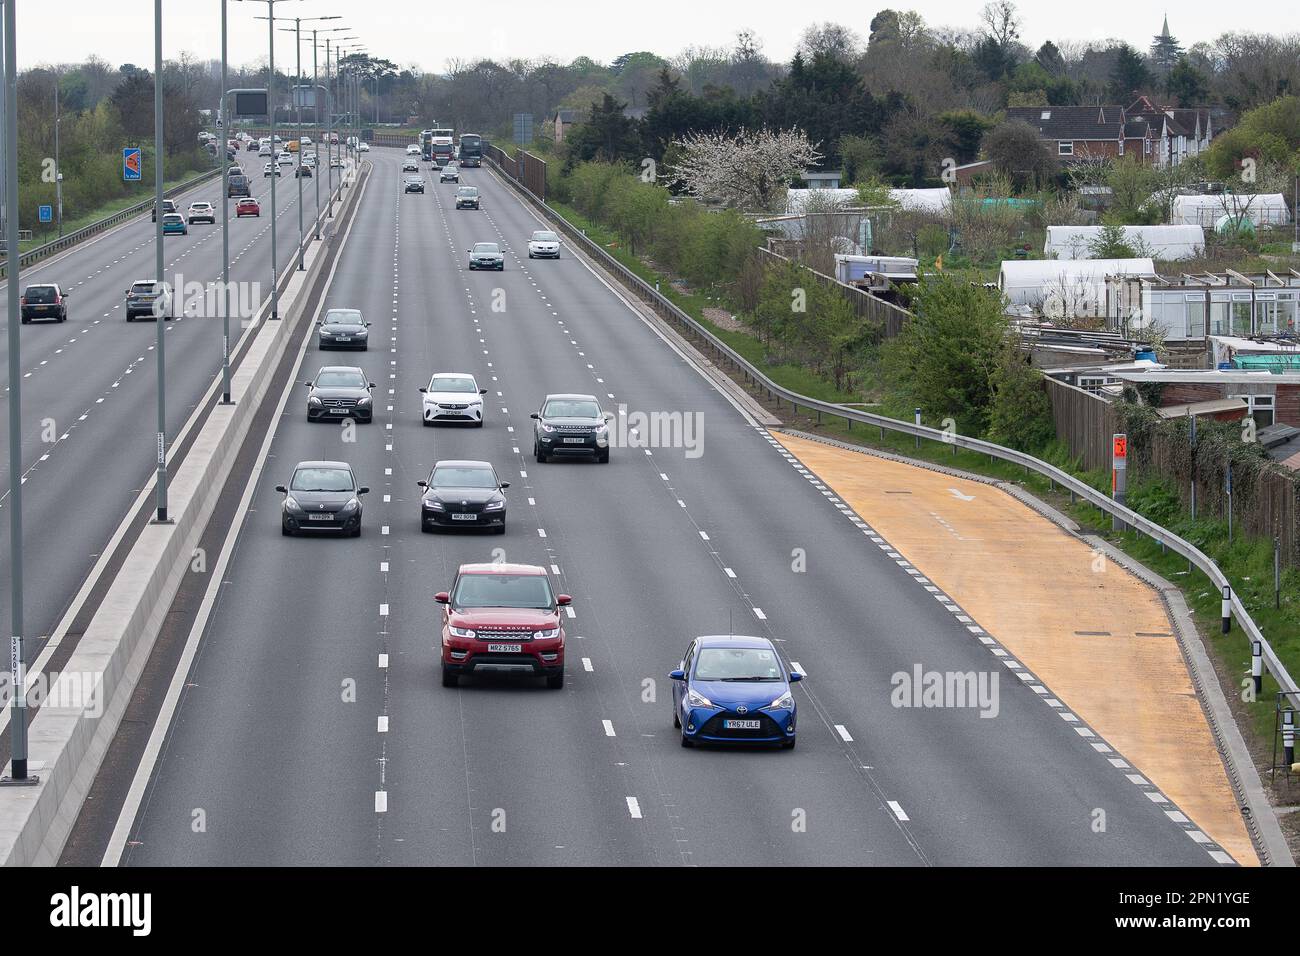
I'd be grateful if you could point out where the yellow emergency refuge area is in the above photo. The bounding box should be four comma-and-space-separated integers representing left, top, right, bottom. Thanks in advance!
775, 431, 1257, 866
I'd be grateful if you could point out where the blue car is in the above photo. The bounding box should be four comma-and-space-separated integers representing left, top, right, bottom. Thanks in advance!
670, 635, 801, 749
161, 213, 188, 236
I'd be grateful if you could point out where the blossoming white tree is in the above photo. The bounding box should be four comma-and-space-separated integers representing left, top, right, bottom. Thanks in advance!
665, 127, 823, 212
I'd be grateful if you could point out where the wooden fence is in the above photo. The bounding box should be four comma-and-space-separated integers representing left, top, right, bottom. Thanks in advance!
483, 142, 546, 202
757, 247, 912, 343
1046, 376, 1300, 563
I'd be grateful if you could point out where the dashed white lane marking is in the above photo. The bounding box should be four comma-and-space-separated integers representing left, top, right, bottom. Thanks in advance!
752, 607, 767, 620
564, 605, 575, 619
790, 661, 806, 676
538, 528, 547, 538
887, 800, 910, 822
602, 719, 616, 737
550, 564, 560, 574
378, 654, 388, 668
625, 797, 642, 819
835, 724, 853, 742
582, 657, 593, 672
375, 791, 388, 813
377, 716, 389, 733
723, 567, 736, 578
379, 604, 389, 617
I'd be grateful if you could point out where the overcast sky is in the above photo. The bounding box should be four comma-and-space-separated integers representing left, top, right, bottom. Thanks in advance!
10, 1, 1270, 72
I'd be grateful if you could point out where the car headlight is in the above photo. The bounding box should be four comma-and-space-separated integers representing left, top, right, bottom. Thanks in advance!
534, 626, 559, 639
686, 689, 714, 708
355, 328, 368, 337
339, 497, 360, 513
448, 625, 476, 639
424, 499, 445, 511
763, 690, 795, 711
284, 496, 303, 512
484, 499, 505, 512
541, 423, 554, 433
308, 396, 322, 406
594, 422, 608, 434
356, 394, 372, 405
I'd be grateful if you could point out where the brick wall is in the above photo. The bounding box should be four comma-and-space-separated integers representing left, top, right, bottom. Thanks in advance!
1278, 384, 1300, 427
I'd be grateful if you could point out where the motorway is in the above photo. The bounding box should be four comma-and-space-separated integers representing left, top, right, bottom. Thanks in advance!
50, 148, 1225, 866
0, 150, 341, 716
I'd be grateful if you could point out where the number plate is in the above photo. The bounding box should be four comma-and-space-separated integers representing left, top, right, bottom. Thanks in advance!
563, 437, 586, 444
307, 513, 333, 521
334, 336, 350, 342
487, 643, 522, 653
723, 719, 761, 730
451, 513, 476, 521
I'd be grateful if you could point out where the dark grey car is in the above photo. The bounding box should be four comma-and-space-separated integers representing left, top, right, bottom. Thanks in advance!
305, 366, 375, 423
403, 176, 425, 193
532, 393, 612, 463
317, 308, 370, 350
418, 460, 509, 534
467, 241, 504, 271
277, 461, 369, 537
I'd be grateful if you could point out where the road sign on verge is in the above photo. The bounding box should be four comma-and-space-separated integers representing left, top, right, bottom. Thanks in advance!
123, 147, 142, 182
37, 205, 52, 223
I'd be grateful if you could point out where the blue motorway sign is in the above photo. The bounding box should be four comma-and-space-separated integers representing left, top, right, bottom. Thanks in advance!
38, 205, 52, 223
123, 147, 143, 182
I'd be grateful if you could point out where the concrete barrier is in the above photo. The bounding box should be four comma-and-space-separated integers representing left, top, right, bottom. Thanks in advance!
0, 162, 371, 866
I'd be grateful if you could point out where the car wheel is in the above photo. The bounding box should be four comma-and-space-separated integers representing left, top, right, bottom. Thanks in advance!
597, 450, 610, 463
350, 525, 361, 538
534, 444, 546, 463
528, 252, 534, 259
20, 316, 28, 324
441, 667, 459, 688
673, 711, 681, 729
281, 524, 293, 536
126, 314, 134, 322
782, 738, 797, 750
493, 524, 505, 535
680, 734, 694, 748
474, 420, 484, 428
546, 672, 564, 689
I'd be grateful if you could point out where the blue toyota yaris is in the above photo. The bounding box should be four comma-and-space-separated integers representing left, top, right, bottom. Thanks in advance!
670, 635, 801, 749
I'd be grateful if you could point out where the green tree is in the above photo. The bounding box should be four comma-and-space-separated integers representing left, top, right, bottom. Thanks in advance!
1087, 221, 1137, 258
987, 345, 1054, 450
1108, 44, 1152, 100
1165, 58, 1208, 106
564, 93, 643, 165
981, 120, 1058, 192
881, 274, 1009, 435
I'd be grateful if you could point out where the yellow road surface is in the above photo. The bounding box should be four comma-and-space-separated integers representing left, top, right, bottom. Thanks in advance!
776, 432, 1256, 865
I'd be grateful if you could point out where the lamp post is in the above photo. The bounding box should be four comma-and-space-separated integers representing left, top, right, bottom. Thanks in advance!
237, 0, 304, 320
152, 0, 168, 523
54, 76, 63, 237
219, 0, 232, 403
309, 29, 349, 237
276, 17, 340, 269
4, 0, 34, 785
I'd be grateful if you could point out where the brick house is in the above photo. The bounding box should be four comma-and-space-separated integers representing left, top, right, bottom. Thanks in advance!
1007, 99, 1227, 168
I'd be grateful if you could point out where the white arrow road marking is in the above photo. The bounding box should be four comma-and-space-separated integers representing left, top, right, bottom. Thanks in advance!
947, 488, 975, 501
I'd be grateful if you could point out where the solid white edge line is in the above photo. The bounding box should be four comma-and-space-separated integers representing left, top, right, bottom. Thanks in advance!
100, 164, 371, 867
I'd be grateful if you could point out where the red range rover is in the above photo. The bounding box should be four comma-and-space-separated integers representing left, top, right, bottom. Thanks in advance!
437, 563, 570, 689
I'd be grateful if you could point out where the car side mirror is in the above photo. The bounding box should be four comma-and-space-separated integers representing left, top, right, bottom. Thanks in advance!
530, 413, 540, 420
789, 672, 804, 683
500, 481, 510, 490
668, 669, 685, 681
357, 486, 370, 495
435, 591, 450, 604
417, 480, 428, 488
603, 412, 614, 421
556, 594, 572, 606
479, 388, 488, 394
303, 381, 312, 387
418, 387, 427, 393
369, 383, 376, 389
274, 485, 287, 493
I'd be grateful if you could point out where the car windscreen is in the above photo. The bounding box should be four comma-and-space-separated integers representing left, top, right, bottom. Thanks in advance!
531, 232, 558, 242
452, 573, 553, 610
315, 371, 366, 388
432, 466, 497, 489
694, 647, 783, 681
24, 286, 57, 303
324, 310, 363, 326
473, 243, 498, 254
543, 400, 600, 419
457, 187, 478, 196
163, 214, 183, 223
290, 468, 354, 492
430, 377, 476, 393
130, 282, 160, 295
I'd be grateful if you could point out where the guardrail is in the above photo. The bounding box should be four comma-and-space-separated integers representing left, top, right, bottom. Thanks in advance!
484, 155, 1300, 705
0, 166, 224, 280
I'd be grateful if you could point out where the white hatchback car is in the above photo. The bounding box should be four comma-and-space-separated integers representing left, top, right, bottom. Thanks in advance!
406, 144, 421, 156
527, 230, 561, 259
419, 372, 487, 426
187, 201, 216, 224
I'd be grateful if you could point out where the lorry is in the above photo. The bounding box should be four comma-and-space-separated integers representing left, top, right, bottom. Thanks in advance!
427, 128, 454, 167
458, 133, 482, 167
